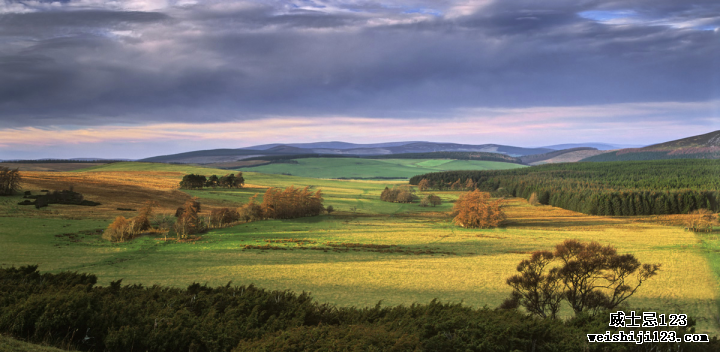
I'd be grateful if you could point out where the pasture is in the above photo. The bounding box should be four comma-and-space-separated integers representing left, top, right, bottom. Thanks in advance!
235, 157, 526, 179
1, 161, 719, 335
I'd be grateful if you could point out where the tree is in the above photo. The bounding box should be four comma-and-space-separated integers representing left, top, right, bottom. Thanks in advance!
235, 172, 245, 188
452, 189, 505, 228
419, 198, 430, 207
179, 174, 207, 189
206, 175, 219, 188
103, 201, 157, 242
0, 167, 21, 196
450, 178, 462, 190
464, 178, 476, 190
502, 251, 563, 319
175, 198, 204, 238
418, 179, 430, 191
685, 209, 717, 232
103, 216, 132, 242
503, 240, 661, 318
380, 185, 416, 203
260, 186, 325, 220
326, 205, 335, 214
239, 194, 264, 222
528, 192, 540, 206
428, 194, 442, 207
209, 208, 240, 227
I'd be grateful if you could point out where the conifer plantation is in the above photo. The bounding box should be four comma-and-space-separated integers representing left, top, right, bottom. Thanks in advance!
410, 159, 720, 216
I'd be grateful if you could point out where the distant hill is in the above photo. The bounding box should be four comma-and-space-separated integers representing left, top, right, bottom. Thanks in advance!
541, 143, 642, 150
139, 142, 553, 164
247, 141, 422, 150
519, 147, 604, 165
582, 130, 720, 162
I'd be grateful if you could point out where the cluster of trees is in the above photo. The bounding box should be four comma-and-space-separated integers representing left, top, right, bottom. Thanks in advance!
179, 172, 244, 189
685, 209, 718, 232
19, 188, 101, 208
104, 201, 157, 242
104, 185, 327, 242
260, 186, 324, 219
380, 185, 417, 203
452, 189, 505, 228
502, 240, 661, 319
419, 194, 442, 207
410, 160, 720, 215
0, 166, 21, 195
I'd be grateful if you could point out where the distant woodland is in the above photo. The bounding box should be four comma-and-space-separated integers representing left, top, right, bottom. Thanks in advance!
410, 159, 720, 216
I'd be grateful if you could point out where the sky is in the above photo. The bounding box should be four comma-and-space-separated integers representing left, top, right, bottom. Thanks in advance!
0, 0, 719, 159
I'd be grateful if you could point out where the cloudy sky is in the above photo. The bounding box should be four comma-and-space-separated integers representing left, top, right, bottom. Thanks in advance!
0, 0, 719, 159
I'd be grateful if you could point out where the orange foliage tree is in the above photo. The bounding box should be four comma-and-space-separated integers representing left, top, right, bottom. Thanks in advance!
452, 189, 505, 228
103, 201, 158, 242
175, 198, 204, 238
417, 179, 431, 191
261, 186, 324, 219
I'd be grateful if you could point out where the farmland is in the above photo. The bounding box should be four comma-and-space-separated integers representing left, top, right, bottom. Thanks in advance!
235, 157, 526, 179
1, 161, 719, 337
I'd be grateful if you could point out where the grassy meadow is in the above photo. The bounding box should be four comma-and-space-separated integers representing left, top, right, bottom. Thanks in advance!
236, 157, 526, 179
1, 161, 719, 336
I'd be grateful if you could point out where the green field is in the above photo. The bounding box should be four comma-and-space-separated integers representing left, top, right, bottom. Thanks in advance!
236, 158, 525, 179
2, 161, 720, 336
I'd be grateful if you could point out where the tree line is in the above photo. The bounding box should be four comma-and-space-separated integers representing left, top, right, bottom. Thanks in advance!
179, 172, 245, 189
410, 160, 720, 215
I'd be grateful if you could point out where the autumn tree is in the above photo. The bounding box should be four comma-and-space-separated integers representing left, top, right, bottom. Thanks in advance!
103, 216, 132, 242
261, 186, 324, 220
238, 194, 263, 222
502, 240, 661, 318
380, 185, 416, 203
0, 167, 21, 196
428, 194, 442, 207
685, 209, 717, 232
131, 201, 157, 234
175, 198, 204, 238
103, 201, 157, 242
464, 178, 476, 190
450, 178, 462, 190
528, 192, 540, 206
418, 179, 431, 191
452, 189, 505, 228
209, 208, 240, 227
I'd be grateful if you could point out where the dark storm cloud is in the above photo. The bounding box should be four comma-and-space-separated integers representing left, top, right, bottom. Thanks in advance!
0, 0, 718, 128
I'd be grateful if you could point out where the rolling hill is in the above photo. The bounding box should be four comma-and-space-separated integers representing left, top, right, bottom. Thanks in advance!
139, 142, 553, 164
582, 130, 720, 162
235, 157, 526, 179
